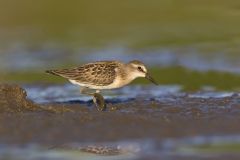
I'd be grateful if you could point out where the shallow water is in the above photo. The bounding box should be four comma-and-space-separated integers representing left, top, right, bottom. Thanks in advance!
25, 84, 237, 104
1, 47, 240, 73
1, 136, 240, 160
25, 84, 182, 103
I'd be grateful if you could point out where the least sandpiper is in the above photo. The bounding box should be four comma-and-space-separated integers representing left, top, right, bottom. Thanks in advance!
46, 60, 157, 110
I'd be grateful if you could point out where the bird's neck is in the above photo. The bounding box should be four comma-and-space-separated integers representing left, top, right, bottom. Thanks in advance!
123, 65, 139, 82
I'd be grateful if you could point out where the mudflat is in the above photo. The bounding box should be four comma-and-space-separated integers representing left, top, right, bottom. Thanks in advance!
1, 84, 240, 159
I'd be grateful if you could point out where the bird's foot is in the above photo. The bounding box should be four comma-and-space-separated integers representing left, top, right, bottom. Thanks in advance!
93, 93, 106, 111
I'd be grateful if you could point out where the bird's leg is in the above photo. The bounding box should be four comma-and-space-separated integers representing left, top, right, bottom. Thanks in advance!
93, 92, 106, 111
80, 87, 106, 111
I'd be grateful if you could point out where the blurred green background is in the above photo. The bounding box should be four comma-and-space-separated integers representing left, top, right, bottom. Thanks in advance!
1, 0, 240, 90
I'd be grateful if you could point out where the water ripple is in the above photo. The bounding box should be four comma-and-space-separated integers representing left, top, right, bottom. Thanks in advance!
24, 84, 237, 104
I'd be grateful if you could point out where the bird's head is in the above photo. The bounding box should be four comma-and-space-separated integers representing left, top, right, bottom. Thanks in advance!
128, 60, 158, 85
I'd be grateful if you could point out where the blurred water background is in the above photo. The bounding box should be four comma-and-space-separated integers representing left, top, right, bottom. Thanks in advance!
1, 0, 240, 90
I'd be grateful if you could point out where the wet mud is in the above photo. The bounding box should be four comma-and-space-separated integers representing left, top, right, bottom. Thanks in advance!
0, 84, 41, 112
0, 84, 71, 113
0, 84, 240, 159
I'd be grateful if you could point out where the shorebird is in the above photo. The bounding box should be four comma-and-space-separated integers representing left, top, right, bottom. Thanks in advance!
46, 60, 158, 110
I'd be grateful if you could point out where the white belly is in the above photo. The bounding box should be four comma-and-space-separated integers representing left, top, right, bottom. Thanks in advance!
69, 77, 131, 90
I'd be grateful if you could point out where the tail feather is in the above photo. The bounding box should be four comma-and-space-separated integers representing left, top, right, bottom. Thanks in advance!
45, 70, 61, 76
46, 68, 77, 79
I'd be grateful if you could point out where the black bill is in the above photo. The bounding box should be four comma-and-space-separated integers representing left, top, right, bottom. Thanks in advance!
145, 73, 158, 85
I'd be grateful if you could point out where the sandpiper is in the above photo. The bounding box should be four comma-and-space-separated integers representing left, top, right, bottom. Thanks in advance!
46, 60, 158, 110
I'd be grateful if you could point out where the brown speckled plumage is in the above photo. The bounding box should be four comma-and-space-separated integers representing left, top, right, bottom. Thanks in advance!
46, 61, 121, 86
46, 60, 157, 90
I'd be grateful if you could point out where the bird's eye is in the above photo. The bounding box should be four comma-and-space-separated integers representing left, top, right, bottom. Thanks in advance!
138, 66, 143, 72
